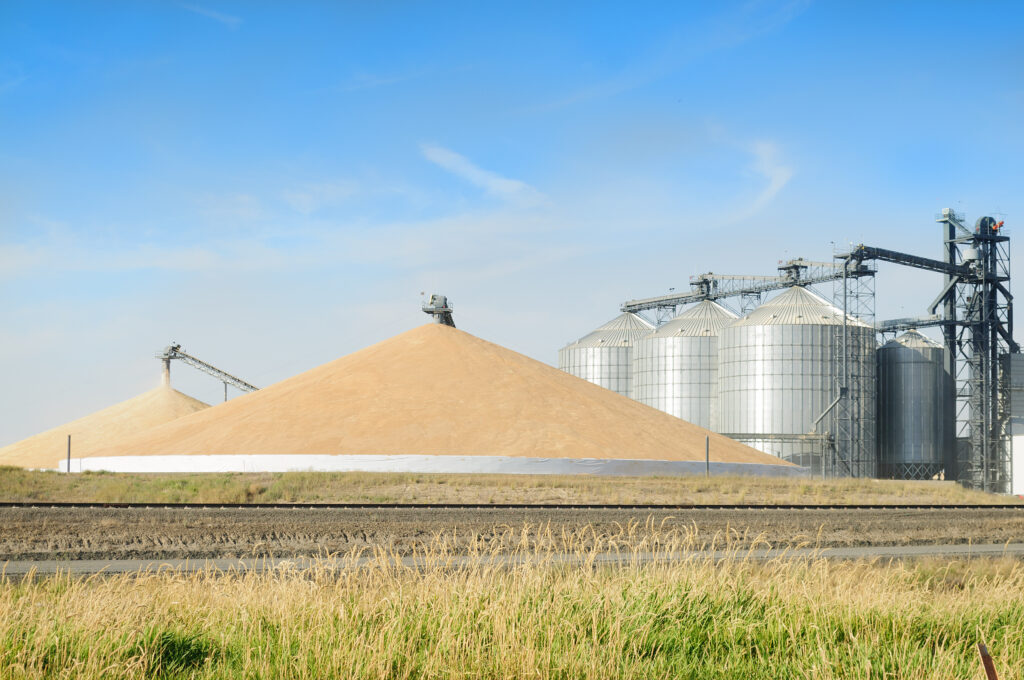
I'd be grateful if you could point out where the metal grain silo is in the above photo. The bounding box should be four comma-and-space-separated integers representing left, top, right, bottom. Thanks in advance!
559, 312, 654, 398
716, 286, 876, 475
877, 330, 950, 480
632, 300, 738, 429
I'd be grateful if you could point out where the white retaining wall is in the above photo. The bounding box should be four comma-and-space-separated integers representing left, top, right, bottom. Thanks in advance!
56, 454, 809, 478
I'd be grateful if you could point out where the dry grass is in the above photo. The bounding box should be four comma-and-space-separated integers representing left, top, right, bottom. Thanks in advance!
1, 525, 1022, 679
0, 467, 1016, 505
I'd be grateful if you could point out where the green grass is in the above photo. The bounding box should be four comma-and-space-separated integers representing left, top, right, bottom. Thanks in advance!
0, 466, 1016, 505
1, 531, 1022, 679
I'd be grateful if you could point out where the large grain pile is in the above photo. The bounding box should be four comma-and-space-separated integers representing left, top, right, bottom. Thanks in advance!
85, 325, 787, 466
0, 387, 209, 469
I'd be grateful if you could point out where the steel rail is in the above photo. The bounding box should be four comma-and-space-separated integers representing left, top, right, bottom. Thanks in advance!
0, 502, 1022, 510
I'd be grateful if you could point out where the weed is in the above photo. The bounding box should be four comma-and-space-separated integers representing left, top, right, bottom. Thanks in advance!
0, 529, 1022, 679
134, 627, 217, 678
0, 469, 1016, 506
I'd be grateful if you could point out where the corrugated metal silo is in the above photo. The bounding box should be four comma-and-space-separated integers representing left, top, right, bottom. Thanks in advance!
716, 286, 876, 475
632, 300, 738, 429
559, 312, 654, 398
877, 330, 950, 479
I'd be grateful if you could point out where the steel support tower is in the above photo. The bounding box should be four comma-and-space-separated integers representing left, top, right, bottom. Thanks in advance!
831, 260, 877, 478
940, 210, 1016, 492
842, 209, 1017, 492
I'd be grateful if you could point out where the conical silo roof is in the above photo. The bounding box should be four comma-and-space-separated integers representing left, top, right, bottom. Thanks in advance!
648, 300, 738, 338
882, 329, 943, 350
730, 286, 872, 328
565, 312, 654, 348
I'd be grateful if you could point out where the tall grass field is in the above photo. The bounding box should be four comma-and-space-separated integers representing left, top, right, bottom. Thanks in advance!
2, 527, 1021, 679
2, 467, 1017, 505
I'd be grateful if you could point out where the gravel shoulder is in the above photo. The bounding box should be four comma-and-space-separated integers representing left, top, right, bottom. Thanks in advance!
2, 507, 1023, 561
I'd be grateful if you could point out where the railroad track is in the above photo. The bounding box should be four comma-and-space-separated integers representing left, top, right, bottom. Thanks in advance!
1, 502, 1023, 510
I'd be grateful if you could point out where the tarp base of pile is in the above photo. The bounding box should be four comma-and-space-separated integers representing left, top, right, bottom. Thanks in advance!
55, 454, 810, 477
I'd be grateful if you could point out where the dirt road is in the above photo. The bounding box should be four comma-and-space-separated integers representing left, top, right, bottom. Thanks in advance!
2, 506, 1023, 561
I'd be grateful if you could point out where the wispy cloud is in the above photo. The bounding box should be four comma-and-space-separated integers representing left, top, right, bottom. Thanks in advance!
181, 4, 242, 29
707, 0, 813, 51
420, 144, 545, 205
0, 63, 28, 94
282, 181, 360, 215
747, 140, 793, 211
196, 193, 264, 221
303, 68, 433, 96
0, 243, 45, 277
343, 70, 424, 92
0, 74, 28, 94
0, 240, 220, 278
722, 139, 794, 223
526, 0, 811, 113
0, 204, 579, 281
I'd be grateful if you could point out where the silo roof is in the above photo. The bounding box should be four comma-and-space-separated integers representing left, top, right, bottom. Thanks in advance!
729, 286, 872, 328
649, 300, 738, 338
565, 312, 654, 348
882, 329, 943, 350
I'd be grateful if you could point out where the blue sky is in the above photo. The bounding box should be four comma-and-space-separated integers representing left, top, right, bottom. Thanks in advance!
2, 1, 1024, 443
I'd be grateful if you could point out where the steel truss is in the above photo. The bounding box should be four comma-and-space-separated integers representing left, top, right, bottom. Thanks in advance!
890, 461, 945, 481
621, 258, 875, 324
157, 344, 259, 402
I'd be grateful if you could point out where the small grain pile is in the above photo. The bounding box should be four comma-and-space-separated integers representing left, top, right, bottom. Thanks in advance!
0, 387, 209, 469
85, 324, 788, 466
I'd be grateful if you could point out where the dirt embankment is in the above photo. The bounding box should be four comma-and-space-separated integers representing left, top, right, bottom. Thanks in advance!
2, 507, 1022, 561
